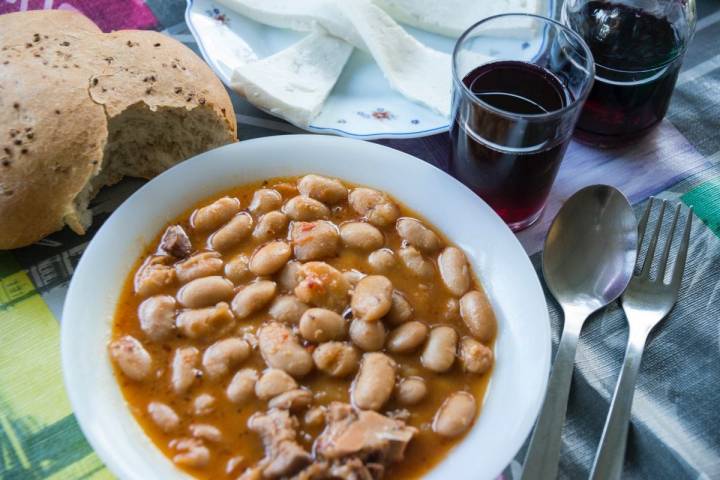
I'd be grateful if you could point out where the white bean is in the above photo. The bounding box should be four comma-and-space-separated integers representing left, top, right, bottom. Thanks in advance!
312, 342, 359, 378
255, 368, 298, 400
190, 424, 223, 443
368, 248, 395, 273
192, 196, 241, 232
194, 393, 216, 415
268, 388, 313, 411
175, 252, 224, 284
134, 256, 176, 297
396, 217, 442, 253
249, 189, 282, 215
231, 281, 277, 319
224, 254, 251, 284
438, 247, 471, 296
138, 295, 176, 341
226, 368, 258, 404
277, 260, 301, 293
459, 337, 494, 374
348, 188, 399, 227
398, 246, 435, 280
283, 196, 330, 221
384, 291, 414, 326
432, 391, 477, 437
421, 326, 458, 372
290, 221, 340, 261
387, 321, 428, 353
395, 377, 427, 406
351, 275, 393, 322
148, 401, 180, 432
176, 302, 234, 339
351, 352, 396, 411
209, 212, 253, 252
171, 346, 200, 394
172, 438, 210, 468
460, 290, 497, 343
202, 338, 251, 380
299, 308, 346, 343
342, 270, 365, 286
253, 211, 289, 241
268, 295, 308, 324
340, 222, 384, 251
109, 335, 152, 381
298, 174, 348, 205
249, 241, 292, 276
294, 262, 350, 312
177, 276, 234, 309
349, 319, 386, 351
258, 322, 313, 377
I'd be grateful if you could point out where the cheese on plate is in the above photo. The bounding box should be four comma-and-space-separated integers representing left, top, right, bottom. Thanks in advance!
372, 0, 543, 38
217, 0, 452, 116
230, 31, 354, 127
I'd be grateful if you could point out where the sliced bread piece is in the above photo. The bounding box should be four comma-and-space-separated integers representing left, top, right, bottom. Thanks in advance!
0, 10, 237, 249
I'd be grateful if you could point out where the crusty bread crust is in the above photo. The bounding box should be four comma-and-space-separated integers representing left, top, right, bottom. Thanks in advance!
0, 10, 237, 249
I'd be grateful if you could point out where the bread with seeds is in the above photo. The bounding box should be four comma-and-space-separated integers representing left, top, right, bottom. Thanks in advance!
0, 10, 236, 249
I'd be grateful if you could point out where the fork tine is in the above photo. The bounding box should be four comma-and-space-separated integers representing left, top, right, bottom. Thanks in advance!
639, 199, 666, 277
637, 197, 654, 246
658, 203, 682, 281
670, 207, 693, 287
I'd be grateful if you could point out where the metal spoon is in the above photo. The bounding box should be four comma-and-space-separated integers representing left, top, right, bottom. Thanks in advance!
520, 185, 638, 480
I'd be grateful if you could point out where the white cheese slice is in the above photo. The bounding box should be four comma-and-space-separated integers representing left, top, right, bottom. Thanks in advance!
214, 0, 365, 48
372, 0, 543, 37
217, 0, 452, 117
230, 31, 353, 127
338, 0, 452, 116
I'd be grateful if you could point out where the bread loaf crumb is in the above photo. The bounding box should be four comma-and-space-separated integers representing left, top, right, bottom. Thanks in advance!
0, 10, 237, 249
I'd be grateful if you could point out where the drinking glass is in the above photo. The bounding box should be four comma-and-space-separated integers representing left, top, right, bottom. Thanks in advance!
563, 0, 697, 147
450, 14, 595, 231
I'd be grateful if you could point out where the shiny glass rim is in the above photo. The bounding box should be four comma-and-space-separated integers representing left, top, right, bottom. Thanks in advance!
452, 13, 596, 122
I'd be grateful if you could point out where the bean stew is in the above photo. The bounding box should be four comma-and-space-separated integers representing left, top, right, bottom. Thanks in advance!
110, 175, 497, 479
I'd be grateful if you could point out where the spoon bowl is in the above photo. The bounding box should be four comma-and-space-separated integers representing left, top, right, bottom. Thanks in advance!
544, 185, 639, 314
521, 185, 637, 480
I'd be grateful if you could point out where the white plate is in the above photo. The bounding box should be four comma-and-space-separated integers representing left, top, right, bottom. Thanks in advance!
184, 0, 554, 139
62, 135, 551, 480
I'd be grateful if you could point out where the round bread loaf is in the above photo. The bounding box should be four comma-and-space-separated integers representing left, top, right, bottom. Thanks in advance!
0, 10, 237, 249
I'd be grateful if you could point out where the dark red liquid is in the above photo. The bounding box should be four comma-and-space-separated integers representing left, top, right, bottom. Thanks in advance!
450, 61, 573, 230
568, 1, 685, 146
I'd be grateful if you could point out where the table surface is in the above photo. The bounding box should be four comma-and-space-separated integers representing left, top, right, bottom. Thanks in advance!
0, 1, 719, 479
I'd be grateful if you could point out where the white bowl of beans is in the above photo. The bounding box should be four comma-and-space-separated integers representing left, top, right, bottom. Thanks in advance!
62, 134, 551, 480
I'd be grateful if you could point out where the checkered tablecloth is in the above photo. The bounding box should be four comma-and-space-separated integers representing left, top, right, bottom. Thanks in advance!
1, 1, 719, 479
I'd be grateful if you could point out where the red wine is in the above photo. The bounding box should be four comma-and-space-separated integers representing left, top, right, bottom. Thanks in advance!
449, 61, 574, 230
567, 1, 685, 146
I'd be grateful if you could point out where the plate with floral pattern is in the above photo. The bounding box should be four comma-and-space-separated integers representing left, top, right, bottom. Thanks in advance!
185, 0, 514, 139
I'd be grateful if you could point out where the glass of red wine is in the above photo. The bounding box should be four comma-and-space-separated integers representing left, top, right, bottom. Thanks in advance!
563, 0, 696, 147
450, 14, 595, 231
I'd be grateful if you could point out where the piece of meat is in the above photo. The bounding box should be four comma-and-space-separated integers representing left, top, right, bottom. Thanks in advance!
290, 461, 330, 480
328, 457, 383, 480
313, 402, 417, 478
159, 225, 192, 258
248, 409, 312, 479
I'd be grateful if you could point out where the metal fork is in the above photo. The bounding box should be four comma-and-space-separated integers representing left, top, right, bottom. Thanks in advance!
589, 198, 693, 480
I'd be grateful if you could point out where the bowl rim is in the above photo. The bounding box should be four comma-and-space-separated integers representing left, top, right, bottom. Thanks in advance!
61, 134, 551, 480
